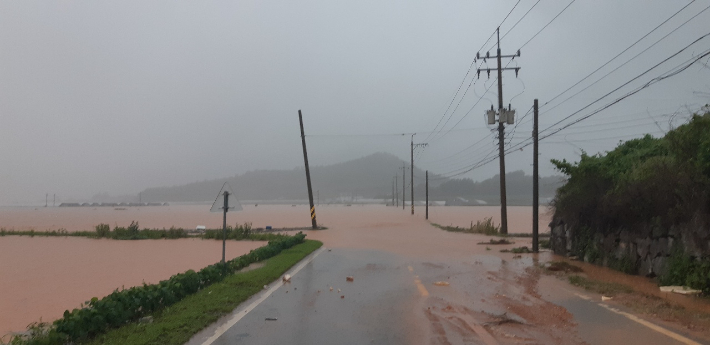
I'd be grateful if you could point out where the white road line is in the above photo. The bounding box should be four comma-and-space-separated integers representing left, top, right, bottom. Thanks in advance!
569, 291, 701, 345
596, 303, 702, 345
199, 246, 326, 345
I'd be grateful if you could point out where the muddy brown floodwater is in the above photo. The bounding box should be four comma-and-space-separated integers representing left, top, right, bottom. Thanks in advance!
0, 237, 265, 337
1, 204, 549, 341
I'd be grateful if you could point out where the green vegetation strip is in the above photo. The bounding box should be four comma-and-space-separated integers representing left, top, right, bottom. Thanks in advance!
1, 222, 287, 242
431, 219, 550, 239
84, 240, 322, 345
7, 234, 315, 345
568, 275, 634, 296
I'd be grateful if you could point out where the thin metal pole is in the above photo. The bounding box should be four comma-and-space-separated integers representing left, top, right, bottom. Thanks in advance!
426, 170, 429, 220
299, 110, 318, 229
533, 99, 539, 252
496, 27, 508, 235
395, 175, 398, 207
222, 191, 229, 273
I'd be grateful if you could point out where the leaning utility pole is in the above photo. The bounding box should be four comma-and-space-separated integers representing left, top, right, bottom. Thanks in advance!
532, 99, 539, 252
478, 27, 520, 235
298, 110, 318, 229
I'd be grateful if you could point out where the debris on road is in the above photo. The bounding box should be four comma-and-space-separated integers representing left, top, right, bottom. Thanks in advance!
329, 287, 333, 291
660, 286, 702, 295
265, 317, 278, 321
501, 246, 531, 253
478, 239, 513, 245
340, 295, 344, 299
346, 276, 354, 282
601, 296, 612, 301
282, 274, 291, 282
338, 288, 341, 293
545, 261, 583, 273
434, 281, 450, 287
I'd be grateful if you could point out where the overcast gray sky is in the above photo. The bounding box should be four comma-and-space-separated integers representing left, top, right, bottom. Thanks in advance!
1, 0, 709, 205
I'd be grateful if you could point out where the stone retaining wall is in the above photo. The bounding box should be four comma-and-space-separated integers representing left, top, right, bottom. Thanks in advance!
550, 218, 709, 277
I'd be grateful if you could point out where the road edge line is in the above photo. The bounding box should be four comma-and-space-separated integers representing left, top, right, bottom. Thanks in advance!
197, 246, 326, 345
568, 290, 702, 345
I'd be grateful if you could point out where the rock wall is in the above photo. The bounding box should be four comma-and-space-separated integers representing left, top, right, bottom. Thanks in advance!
550, 218, 710, 277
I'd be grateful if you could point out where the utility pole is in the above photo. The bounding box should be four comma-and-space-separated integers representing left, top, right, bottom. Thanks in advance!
221, 191, 229, 273
426, 170, 429, 220
53, 194, 55, 207
395, 175, 399, 207
400, 164, 406, 210
392, 177, 395, 206
45, 193, 48, 207
532, 99, 539, 252
478, 27, 520, 235
298, 110, 318, 229
410, 134, 428, 215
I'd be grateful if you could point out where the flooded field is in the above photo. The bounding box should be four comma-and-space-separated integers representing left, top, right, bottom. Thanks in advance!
0, 237, 265, 338
0, 204, 548, 337
0, 204, 552, 234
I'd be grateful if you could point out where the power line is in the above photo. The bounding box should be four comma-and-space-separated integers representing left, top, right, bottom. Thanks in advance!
540, 3, 710, 117
500, 0, 541, 42
540, 0, 699, 111
424, 0, 524, 144
540, 34, 710, 138
432, 46, 710, 179
519, 0, 577, 50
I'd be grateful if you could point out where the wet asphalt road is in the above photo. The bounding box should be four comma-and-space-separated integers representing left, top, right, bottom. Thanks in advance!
183, 205, 707, 345
189, 246, 705, 345
209, 248, 421, 345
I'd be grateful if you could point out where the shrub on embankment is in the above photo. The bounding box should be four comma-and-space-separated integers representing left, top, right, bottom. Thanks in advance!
549, 110, 710, 292
8, 233, 306, 345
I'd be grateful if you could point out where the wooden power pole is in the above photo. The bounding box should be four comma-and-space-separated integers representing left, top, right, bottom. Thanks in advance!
395, 175, 398, 207
298, 110, 318, 229
532, 99, 539, 252
400, 164, 406, 210
477, 27, 520, 235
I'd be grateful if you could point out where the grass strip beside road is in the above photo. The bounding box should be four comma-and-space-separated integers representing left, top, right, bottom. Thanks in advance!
83, 240, 323, 345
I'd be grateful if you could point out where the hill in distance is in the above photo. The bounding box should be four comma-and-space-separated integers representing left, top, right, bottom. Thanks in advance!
103, 152, 562, 205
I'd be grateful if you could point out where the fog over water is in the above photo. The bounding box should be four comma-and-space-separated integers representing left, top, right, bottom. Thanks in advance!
1, 1, 708, 205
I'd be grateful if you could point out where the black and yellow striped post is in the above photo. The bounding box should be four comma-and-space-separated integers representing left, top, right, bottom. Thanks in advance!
299, 110, 318, 229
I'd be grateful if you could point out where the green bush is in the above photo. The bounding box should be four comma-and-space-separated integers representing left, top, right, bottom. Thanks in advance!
552, 111, 710, 282
660, 245, 710, 294
95, 224, 110, 238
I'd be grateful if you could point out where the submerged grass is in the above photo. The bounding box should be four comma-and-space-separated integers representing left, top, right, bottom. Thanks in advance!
82, 240, 322, 345
0, 222, 287, 242
431, 217, 500, 236
568, 275, 634, 296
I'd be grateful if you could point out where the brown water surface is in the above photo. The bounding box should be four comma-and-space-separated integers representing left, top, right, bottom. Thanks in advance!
1, 204, 541, 336
0, 237, 264, 337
